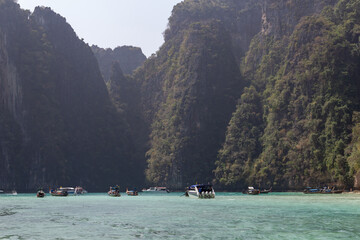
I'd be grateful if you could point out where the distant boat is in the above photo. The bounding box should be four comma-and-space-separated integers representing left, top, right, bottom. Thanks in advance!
260, 187, 272, 194
185, 184, 215, 199
303, 187, 343, 194
50, 188, 68, 196
0, 189, 17, 195
243, 186, 260, 195
108, 186, 121, 197
74, 186, 87, 195
126, 188, 138, 196
58, 187, 75, 195
5, 190, 17, 196
141, 187, 170, 193
37, 189, 45, 198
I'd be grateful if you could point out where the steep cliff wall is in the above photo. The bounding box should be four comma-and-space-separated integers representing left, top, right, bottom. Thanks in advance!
133, 0, 264, 188
216, 0, 360, 190
0, 1, 140, 191
261, 0, 338, 37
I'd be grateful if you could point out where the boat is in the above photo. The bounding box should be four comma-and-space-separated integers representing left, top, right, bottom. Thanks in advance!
126, 188, 138, 196
185, 184, 215, 199
260, 187, 272, 194
243, 186, 260, 195
321, 187, 343, 194
37, 189, 45, 198
0, 189, 17, 195
303, 187, 343, 194
141, 187, 170, 193
50, 188, 68, 196
58, 187, 75, 195
74, 186, 87, 195
108, 186, 121, 197
5, 190, 17, 195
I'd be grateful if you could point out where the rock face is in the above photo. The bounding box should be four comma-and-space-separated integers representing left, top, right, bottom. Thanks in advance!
132, 0, 263, 188
133, 0, 360, 190
261, 0, 337, 37
92, 45, 146, 82
215, 0, 360, 190
1, 0, 359, 192
0, 1, 138, 191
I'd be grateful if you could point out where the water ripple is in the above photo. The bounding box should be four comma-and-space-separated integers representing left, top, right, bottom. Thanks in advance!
0, 208, 16, 217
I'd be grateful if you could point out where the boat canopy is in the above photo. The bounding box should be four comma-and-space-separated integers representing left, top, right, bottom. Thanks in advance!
188, 184, 213, 191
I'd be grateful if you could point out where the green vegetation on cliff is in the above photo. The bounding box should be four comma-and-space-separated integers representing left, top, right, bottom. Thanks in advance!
215, 0, 360, 190
0, 1, 140, 190
1, 0, 360, 191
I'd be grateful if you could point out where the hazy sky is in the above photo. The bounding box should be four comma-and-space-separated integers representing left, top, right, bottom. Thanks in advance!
17, 0, 183, 57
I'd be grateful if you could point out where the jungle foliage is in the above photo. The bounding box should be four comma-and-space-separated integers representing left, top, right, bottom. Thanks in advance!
1, 0, 360, 191
215, 0, 360, 190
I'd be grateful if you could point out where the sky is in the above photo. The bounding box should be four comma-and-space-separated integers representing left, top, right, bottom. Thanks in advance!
17, 0, 183, 57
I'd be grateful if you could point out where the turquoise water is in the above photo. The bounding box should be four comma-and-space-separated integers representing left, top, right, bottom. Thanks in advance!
1, 192, 360, 239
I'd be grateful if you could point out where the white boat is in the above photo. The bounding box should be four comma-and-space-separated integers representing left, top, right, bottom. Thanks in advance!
0, 189, 4, 194
59, 187, 75, 195
185, 184, 215, 199
243, 186, 260, 195
142, 187, 170, 193
74, 186, 87, 195
5, 190, 17, 195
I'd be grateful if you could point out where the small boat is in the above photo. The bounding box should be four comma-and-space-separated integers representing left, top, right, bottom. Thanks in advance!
260, 187, 272, 194
185, 184, 215, 199
0, 189, 4, 194
37, 189, 45, 198
108, 186, 121, 197
304, 187, 343, 194
243, 186, 260, 195
74, 186, 87, 195
142, 186, 170, 193
5, 190, 17, 196
126, 188, 138, 196
50, 188, 68, 196
321, 187, 343, 194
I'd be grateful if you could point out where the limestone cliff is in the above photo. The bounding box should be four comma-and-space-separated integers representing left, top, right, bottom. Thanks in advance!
0, 1, 139, 191
92, 45, 146, 82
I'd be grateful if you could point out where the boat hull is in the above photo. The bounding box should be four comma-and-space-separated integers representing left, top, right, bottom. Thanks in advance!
142, 187, 170, 193
108, 191, 121, 197
51, 192, 68, 197
186, 190, 215, 199
37, 191, 45, 198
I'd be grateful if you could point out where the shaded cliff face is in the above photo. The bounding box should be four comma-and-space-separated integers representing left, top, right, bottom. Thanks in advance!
261, 0, 338, 37
107, 62, 148, 184
92, 45, 146, 82
0, 1, 139, 191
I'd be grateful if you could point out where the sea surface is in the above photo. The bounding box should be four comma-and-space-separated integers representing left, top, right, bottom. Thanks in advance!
1, 192, 360, 239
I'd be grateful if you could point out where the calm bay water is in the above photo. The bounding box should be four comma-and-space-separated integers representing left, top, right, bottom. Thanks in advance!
1, 192, 360, 239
